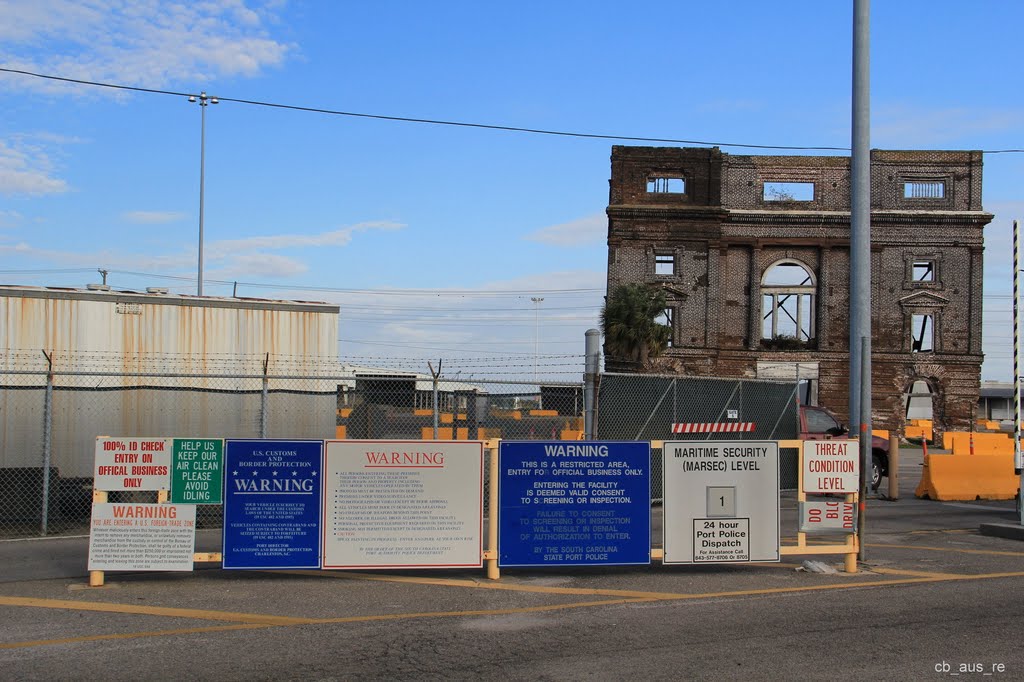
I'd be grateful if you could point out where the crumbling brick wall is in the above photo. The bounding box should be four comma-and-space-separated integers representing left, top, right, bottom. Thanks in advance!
606, 146, 992, 434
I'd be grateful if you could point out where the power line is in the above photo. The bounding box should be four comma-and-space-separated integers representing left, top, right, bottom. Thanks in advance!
6, 66, 1022, 154
100, 269, 601, 296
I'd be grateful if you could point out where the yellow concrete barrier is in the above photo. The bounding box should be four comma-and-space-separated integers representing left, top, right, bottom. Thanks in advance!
915, 453, 1020, 501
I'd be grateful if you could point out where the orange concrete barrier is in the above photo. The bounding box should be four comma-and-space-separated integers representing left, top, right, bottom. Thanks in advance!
944, 431, 1013, 456
915, 453, 1020, 501
905, 419, 933, 442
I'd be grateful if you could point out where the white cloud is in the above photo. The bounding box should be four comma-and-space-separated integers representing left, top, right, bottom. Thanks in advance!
0, 0, 294, 94
0, 138, 69, 196
207, 221, 405, 257
873, 104, 1023, 148
121, 211, 187, 225
523, 214, 606, 247
210, 252, 308, 279
379, 322, 475, 345
0, 209, 24, 228
0, 220, 407, 278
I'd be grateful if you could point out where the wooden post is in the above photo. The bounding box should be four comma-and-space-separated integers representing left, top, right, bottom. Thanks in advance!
887, 435, 900, 500
89, 489, 107, 587
486, 439, 500, 580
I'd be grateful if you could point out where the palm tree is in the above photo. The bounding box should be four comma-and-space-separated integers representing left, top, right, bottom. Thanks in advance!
600, 283, 671, 367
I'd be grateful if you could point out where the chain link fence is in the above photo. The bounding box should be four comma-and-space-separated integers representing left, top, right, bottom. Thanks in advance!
1, 353, 803, 538
0, 353, 585, 538
594, 373, 800, 498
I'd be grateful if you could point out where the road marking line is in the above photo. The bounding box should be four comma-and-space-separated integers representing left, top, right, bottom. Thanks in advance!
867, 543, 1024, 557
0, 595, 318, 625
5, 570, 1024, 650
271, 570, 696, 600
940, 502, 1018, 512
0, 623, 269, 650
314, 598, 657, 624
870, 567, 966, 579
908, 528, 974, 534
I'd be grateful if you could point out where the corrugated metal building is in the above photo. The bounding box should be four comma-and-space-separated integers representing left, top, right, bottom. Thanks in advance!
0, 285, 340, 478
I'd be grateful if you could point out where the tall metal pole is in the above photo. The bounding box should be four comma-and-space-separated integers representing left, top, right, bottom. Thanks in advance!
858, 335, 871, 561
189, 92, 218, 297
851, 0, 872, 561
850, 0, 871, 447
849, 0, 871, 429
1014, 219, 1022, 524
584, 329, 601, 440
40, 350, 53, 536
198, 99, 206, 297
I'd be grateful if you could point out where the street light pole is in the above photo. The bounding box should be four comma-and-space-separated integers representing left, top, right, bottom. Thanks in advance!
188, 92, 218, 297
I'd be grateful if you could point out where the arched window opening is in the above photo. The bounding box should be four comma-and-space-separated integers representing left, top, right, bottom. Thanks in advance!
761, 260, 816, 349
905, 379, 934, 421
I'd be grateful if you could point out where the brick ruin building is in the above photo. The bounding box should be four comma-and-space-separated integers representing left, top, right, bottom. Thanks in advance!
605, 145, 993, 434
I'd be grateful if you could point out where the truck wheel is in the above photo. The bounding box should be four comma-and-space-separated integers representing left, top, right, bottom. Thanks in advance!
870, 454, 883, 492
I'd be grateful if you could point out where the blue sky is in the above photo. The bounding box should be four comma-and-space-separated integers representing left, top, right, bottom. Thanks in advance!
1, 1, 1022, 382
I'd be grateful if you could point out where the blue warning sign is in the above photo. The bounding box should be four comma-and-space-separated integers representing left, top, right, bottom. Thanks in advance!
498, 441, 651, 567
222, 439, 323, 569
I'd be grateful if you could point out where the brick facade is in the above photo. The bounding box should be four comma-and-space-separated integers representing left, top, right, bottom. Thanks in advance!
606, 146, 992, 434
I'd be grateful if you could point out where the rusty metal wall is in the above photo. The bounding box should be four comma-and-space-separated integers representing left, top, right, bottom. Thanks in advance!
0, 286, 339, 380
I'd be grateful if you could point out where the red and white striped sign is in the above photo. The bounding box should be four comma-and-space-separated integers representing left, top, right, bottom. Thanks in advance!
671, 422, 756, 434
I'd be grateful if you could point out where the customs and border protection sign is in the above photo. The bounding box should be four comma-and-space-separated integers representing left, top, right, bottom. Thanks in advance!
170, 438, 224, 504
94, 437, 171, 491
498, 441, 651, 567
663, 441, 780, 564
223, 439, 323, 569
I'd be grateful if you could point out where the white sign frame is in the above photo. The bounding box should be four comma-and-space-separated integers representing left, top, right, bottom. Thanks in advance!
799, 500, 857, 533
94, 437, 172, 491
321, 440, 484, 569
802, 440, 859, 493
87, 503, 196, 571
662, 440, 780, 564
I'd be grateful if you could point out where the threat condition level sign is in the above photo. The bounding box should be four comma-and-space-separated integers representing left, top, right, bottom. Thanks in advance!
802, 440, 859, 493
94, 437, 171, 491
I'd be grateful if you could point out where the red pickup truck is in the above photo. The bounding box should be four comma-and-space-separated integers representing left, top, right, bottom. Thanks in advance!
799, 405, 890, 491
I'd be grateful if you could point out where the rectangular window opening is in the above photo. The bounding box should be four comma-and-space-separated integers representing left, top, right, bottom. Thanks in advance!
655, 308, 674, 347
913, 260, 935, 282
911, 314, 934, 353
647, 177, 686, 194
763, 182, 814, 202
655, 253, 675, 276
904, 181, 945, 199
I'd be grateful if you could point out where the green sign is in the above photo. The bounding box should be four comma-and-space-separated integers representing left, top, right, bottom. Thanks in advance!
170, 438, 224, 504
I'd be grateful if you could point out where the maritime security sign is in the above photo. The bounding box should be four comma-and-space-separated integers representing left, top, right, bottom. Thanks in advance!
663, 441, 780, 564
498, 441, 651, 567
